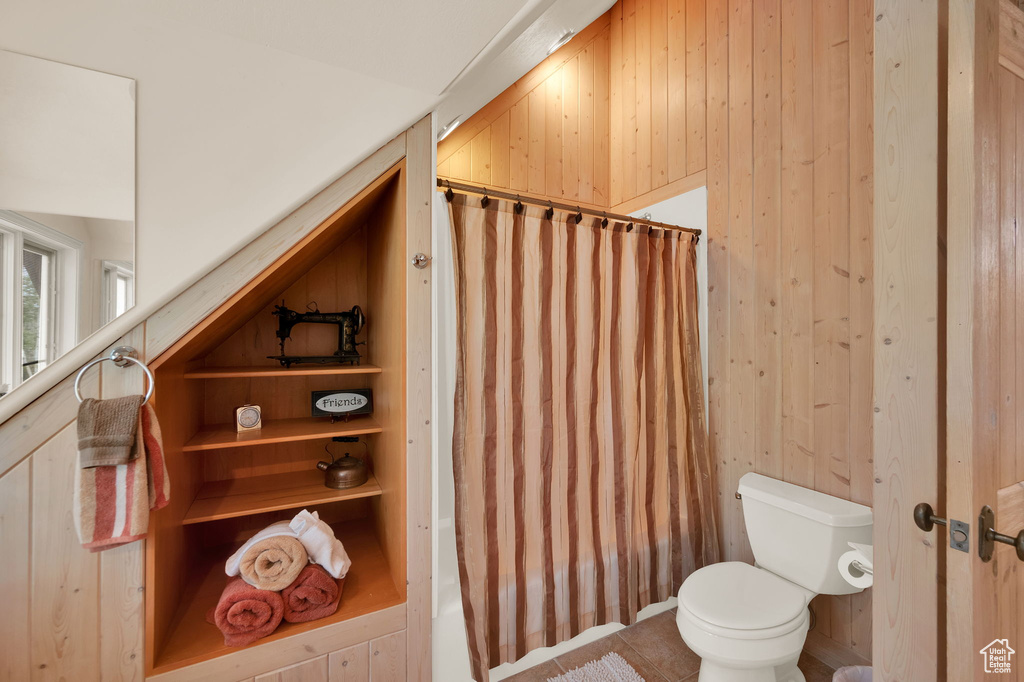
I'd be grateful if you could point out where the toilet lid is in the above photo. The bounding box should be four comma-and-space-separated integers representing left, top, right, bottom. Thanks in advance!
679, 562, 807, 630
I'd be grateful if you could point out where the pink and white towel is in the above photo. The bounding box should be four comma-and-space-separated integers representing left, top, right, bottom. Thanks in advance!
74, 402, 170, 551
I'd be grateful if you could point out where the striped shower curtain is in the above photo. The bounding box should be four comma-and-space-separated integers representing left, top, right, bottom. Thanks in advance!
447, 193, 719, 681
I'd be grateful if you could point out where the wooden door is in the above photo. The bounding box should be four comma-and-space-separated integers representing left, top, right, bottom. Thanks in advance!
947, 1, 1024, 679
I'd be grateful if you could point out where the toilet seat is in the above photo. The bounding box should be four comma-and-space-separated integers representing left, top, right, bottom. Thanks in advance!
678, 562, 809, 639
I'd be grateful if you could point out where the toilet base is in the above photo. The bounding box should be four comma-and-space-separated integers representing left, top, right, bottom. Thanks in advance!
696, 655, 805, 682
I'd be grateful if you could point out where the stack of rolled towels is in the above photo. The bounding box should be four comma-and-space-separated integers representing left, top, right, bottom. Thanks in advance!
207, 509, 352, 647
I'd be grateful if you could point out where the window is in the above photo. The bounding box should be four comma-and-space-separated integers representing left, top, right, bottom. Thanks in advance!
101, 260, 134, 325
0, 211, 81, 396
20, 242, 56, 381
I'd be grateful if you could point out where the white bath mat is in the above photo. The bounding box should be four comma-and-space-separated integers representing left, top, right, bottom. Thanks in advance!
546, 652, 646, 682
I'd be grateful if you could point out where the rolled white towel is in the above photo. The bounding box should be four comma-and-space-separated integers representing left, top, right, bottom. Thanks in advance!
289, 509, 352, 579
225, 520, 298, 577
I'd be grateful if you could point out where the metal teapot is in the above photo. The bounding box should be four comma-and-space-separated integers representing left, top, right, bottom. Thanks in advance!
317, 439, 368, 489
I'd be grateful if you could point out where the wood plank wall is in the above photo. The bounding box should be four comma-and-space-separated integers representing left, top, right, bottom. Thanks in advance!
0, 329, 148, 682
437, 13, 612, 208
609, 0, 708, 208
439, 0, 875, 666
707, 0, 874, 666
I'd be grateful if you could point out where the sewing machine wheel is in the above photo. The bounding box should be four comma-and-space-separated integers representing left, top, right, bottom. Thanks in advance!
351, 305, 364, 334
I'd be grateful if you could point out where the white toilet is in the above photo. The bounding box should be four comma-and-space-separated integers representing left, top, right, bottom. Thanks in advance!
676, 473, 872, 682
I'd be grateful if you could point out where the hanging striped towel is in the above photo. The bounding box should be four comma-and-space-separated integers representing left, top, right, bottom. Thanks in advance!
74, 402, 170, 551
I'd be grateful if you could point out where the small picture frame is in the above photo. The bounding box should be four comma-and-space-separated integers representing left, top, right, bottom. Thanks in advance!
311, 389, 373, 418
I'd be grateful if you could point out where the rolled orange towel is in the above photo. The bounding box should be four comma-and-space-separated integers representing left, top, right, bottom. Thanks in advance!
281, 564, 344, 623
208, 576, 284, 647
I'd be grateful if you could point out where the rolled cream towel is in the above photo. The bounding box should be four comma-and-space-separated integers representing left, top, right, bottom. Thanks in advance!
238, 535, 308, 591
207, 576, 284, 647
281, 563, 344, 623
289, 509, 352, 579
226, 520, 297, 577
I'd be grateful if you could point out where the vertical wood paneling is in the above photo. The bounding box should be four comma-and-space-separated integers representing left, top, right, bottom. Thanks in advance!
491, 111, 511, 190
873, 0, 940, 677
450, 143, 471, 181
705, 0, 874, 663
611, 2, 624, 206
622, 0, 639, 200
752, 0, 783, 483
0, 458, 31, 682
705, 0, 732, 571
635, 0, 652, 196
99, 328, 148, 682
545, 70, 564, 197
780, 0, 815, 492
563, 56, 581, 198
369, 630, 406, 682
31, 425, 100, 681
579, 44, 597, 204
725, 0, 755, 563
510, 99, 529, 192
650, 0, 669, 188
471, 128, 491, 185
846, 0, 875, 660
528, 85, 546, 195
685, 0, 707, 174
328, 643, 369, 682
668, 0, 688, 183
594, 29, 611, 206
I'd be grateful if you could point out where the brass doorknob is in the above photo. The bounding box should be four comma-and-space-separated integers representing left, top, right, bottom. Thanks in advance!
979, 505, 1024, 562
913, 502, 948, 532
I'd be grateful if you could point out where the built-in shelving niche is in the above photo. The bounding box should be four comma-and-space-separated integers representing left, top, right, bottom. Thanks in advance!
146, 162, 408, 675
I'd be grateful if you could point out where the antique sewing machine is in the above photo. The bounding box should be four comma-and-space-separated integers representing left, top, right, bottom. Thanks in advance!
267, 302, 365, 367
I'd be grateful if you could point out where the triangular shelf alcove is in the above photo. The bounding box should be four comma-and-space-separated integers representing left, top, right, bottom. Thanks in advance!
145, 161, 408, 675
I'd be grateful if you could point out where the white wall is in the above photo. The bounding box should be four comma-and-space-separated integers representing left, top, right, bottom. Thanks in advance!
0, 0, 437, 309
0, 50, 134, 222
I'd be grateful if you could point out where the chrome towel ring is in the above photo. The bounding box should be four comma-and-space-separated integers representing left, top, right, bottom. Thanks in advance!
74, 345, 155, 405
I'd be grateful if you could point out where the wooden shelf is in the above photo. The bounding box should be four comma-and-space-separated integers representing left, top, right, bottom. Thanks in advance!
183, 470, 382, 524
184, 364, 382, 379
152, 523, 402, 674
183, 415, 382, 452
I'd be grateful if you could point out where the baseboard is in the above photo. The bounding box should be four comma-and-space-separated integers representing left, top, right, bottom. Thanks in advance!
804, 630, 872, 670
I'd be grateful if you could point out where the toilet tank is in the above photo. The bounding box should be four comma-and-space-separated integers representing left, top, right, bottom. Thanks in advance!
738, 472, 872, 595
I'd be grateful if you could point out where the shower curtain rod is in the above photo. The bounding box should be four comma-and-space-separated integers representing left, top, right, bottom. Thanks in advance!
436, 177, 702, 237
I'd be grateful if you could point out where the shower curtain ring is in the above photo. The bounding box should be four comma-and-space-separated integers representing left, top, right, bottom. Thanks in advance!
575, 206, 583, 224
481, 188, 490, 208
444, 179, 455, 202
514, 195, 524, 214
601, 212, 609, 228
545, 201, 554, 220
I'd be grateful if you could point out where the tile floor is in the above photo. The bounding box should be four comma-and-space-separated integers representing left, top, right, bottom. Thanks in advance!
502, 610, 836, 682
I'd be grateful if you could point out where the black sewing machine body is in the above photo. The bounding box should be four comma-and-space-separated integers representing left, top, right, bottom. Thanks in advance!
267, 303, 365, 367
